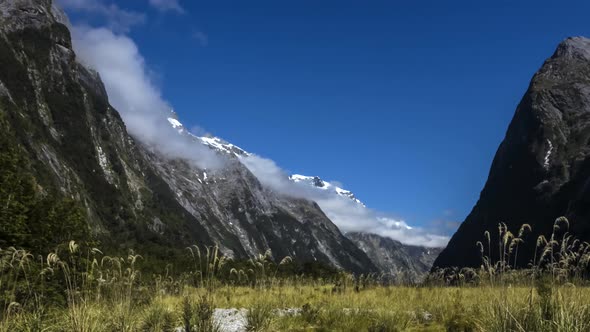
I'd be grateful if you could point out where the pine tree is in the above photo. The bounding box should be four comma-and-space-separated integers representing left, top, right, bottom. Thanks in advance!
0, 114, 36, 247
0, 112, 89, 251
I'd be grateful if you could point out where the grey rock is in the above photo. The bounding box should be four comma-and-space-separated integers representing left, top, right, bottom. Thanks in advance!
0, 0, 55, 32
213, 309, 247, 332
0, 79, 12, 103
347, 232, 442, 282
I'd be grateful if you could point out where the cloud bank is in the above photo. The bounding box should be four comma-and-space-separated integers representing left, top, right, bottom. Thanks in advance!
240, 155, 450, 248
70, 27, 222, 169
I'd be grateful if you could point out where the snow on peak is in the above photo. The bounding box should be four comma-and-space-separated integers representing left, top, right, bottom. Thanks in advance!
290, 174, 315, 182
165, 116, 250, 157
165, 116, 359, 205
198, 136, 250, 157
289, 174, 365, 206
167, 117, 183, 129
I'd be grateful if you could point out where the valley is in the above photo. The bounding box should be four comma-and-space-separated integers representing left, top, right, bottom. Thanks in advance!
3, 0, 590, 331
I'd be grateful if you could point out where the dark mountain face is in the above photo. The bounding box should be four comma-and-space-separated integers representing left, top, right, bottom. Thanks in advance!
0, 0, 376, 273
434, 37, 590, 269
347, 232, 442, 282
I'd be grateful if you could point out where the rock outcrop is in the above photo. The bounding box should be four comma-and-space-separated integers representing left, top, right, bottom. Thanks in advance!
348, 232, 442, 282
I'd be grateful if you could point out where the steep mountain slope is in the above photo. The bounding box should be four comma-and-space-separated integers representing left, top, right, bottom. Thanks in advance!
0, 0, 375, 273
347, 232, 442, 282
154, 115, 376, 271
169, 107, 445, 274
287, 173, 443, 276
434, 37, 590, 268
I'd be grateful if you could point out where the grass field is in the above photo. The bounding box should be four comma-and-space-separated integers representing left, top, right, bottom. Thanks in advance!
2, 218, 590, 331
4, 278, 590, 331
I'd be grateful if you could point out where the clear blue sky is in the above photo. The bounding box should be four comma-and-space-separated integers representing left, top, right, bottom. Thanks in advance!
64, 0, 590, 234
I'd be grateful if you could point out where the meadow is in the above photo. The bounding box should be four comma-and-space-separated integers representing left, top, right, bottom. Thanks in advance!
2, 217, 590, 331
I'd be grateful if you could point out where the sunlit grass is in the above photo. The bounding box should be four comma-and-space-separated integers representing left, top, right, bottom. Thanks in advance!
2, 217, 590, 331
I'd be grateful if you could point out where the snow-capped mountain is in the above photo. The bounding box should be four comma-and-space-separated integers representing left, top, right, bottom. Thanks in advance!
165, 115, 439, 280
166, 115, 420, 234
289, 174, 366, 206
167, 116, 251, 157
168, 116, 364, 205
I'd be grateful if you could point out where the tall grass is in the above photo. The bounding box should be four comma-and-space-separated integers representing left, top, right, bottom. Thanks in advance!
1, 217, 590, 331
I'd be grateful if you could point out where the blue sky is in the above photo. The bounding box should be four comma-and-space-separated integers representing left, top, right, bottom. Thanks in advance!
62, 0, 590, 236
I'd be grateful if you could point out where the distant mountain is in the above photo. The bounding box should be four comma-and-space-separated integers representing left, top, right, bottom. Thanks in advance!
347, 232, 442, 282
434, 37, 590, 269
286, 173, 442, 277
166, 115, 442, 276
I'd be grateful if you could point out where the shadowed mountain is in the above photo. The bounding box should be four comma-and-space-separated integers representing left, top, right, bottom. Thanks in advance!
434, 37, 590, 269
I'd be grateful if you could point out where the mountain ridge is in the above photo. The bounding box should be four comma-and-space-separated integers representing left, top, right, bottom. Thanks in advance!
0, 0, 377, 273
434, 36, 590, 269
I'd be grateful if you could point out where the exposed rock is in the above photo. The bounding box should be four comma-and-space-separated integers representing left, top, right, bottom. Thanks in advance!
347, 232, 442, 282
434, 36, 590, 268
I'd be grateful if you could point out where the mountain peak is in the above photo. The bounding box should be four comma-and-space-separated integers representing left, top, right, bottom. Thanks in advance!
552, 36, 590, 60
0, 0, 58, 32
165, 117, 250, 157
289, 174, 366, 206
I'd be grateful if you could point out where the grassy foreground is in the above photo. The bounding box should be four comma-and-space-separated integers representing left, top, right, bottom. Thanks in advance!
166, 284, 590, 331
3, 275, 590, 331
2, 217, 590, 331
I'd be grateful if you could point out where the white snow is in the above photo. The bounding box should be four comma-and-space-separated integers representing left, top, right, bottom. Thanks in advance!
290, 174, 315, 182
165, 116, 251, 157
167, 117, 183, 129
544, 139, 554, 169
197, 136, 250, 156
199, 136, 230, 153
289, 174, 366, 206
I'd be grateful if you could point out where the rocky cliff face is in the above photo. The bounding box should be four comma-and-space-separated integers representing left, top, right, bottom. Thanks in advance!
347, 232, 441, 282
434, 37, 590, 268
0, 0, 376, 273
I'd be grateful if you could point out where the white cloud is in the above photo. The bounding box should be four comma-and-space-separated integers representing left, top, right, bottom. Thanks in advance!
71, 26, 223, 169
57, 0, 145, 32
240, 154, 450, 248
149, 0, 184, 13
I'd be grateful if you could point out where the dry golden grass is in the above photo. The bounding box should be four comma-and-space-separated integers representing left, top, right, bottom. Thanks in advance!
2, 217, 590, 331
